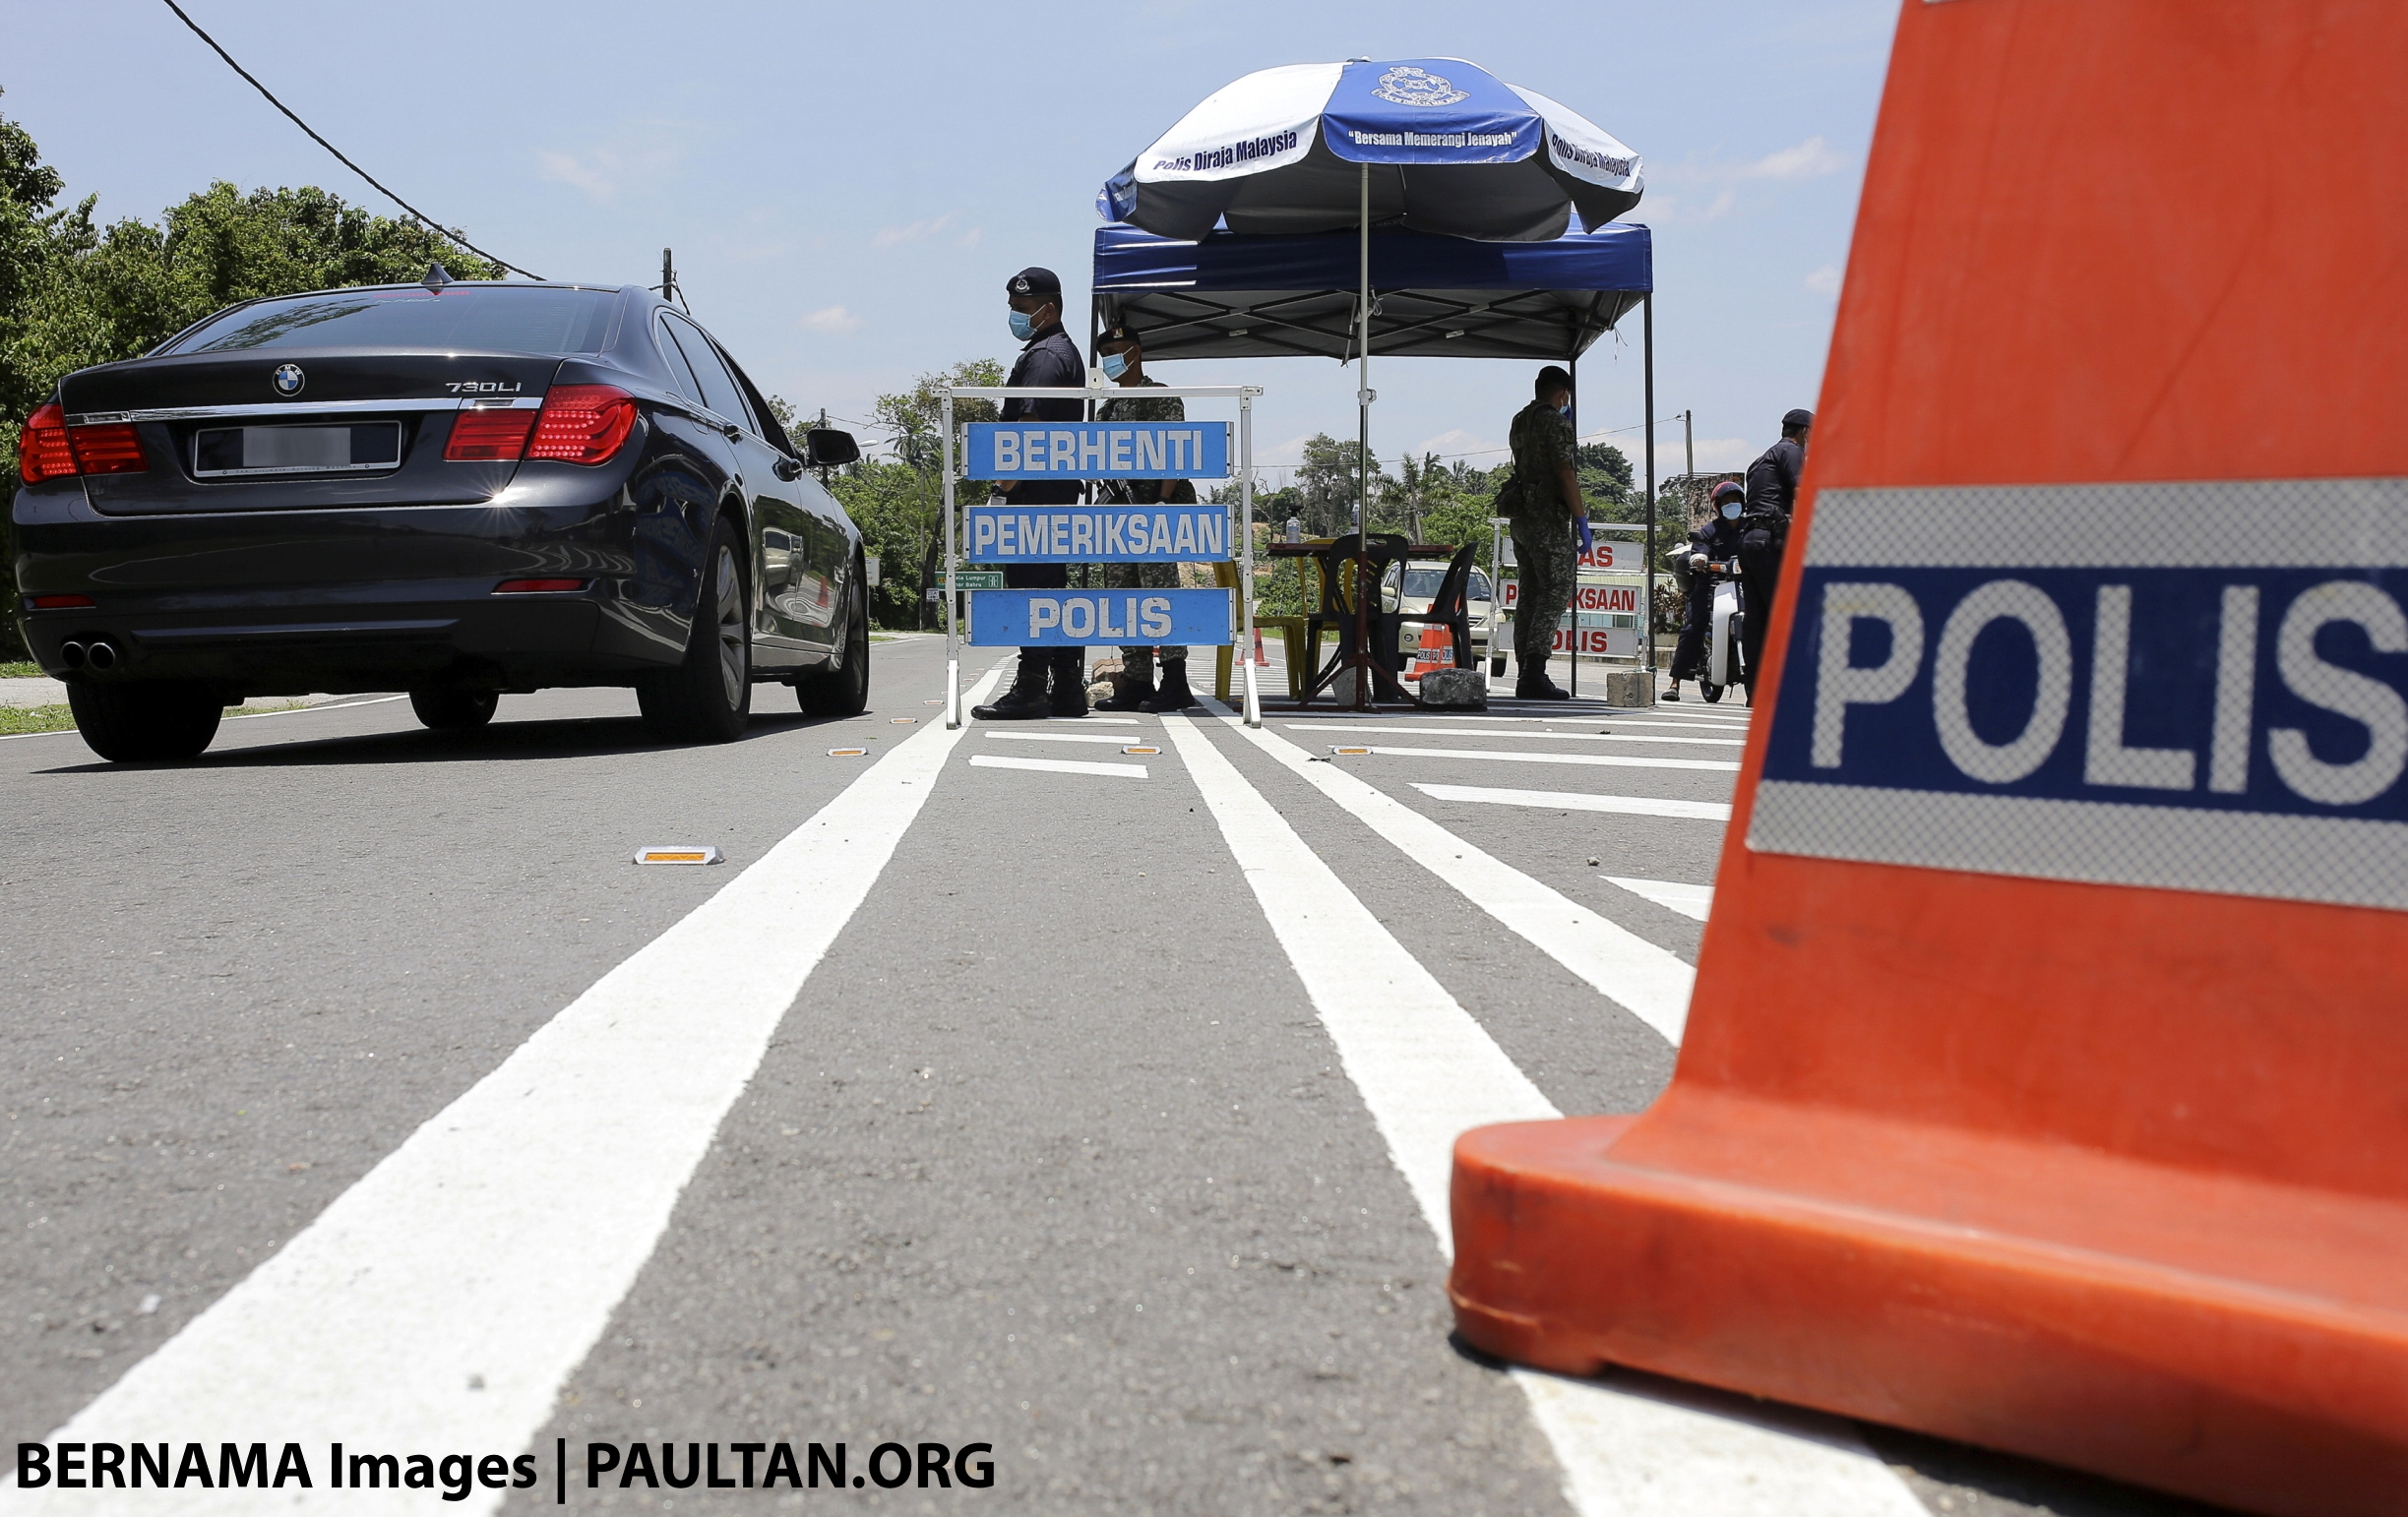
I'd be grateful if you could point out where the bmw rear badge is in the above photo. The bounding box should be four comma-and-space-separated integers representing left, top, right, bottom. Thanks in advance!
273, 363, 305, 396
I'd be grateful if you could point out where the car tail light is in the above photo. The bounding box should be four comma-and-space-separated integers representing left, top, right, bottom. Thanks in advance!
19, 403, 150, 481
493, 578, 588, 594
445, 407, 539, 461
18, 403, 76, 483
68, 422, 147, 474
28, 593, 96, 610
526, 385, 638, 464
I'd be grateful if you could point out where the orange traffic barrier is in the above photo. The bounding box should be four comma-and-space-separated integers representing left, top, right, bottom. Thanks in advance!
1447, 5, 2408, 1514
1404, 624, 1451, 682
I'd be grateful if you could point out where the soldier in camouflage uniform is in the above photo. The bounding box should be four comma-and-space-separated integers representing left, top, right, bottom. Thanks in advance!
1505, 365, 1587, 699
1092, 321, 1201, 712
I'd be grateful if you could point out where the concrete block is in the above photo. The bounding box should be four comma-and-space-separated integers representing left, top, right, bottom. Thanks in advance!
1604, 668, 1655, 707
1416, 667, 1488, 709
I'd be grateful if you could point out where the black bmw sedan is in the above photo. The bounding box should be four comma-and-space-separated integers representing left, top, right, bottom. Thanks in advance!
11, 273, 870, 761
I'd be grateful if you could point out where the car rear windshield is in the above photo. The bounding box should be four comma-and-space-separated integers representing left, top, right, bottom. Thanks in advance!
1400, 567, 1494, 599
164, 286, 620, 356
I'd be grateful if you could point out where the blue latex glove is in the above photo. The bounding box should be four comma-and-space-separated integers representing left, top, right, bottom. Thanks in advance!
1575, 515, 1593, 555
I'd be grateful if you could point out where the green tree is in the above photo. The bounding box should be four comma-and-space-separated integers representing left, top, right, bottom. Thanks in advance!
825, 358, 1005, 629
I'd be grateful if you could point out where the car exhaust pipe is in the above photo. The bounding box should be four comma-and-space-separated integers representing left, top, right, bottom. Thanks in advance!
84, 639, 118, 672
59, 640, 87, 670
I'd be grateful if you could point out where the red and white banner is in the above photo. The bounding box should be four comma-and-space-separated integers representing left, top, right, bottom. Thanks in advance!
1501, 581, 1642, 613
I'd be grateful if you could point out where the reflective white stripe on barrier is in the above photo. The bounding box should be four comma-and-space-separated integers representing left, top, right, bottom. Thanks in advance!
1750, 479, 2408, 909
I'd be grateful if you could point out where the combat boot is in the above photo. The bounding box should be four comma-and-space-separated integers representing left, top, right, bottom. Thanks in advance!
1141, 659, 1197, 713
1094, 653, 1155, 711
1048, 658, 1089, 718
972, 658, 1050, 720
1514, 653, 1572, 700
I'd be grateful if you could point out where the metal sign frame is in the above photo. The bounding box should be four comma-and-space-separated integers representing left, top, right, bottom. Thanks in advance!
940, 385, 1265, 730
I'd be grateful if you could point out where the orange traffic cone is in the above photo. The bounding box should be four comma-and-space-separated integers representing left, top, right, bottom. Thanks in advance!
1449, 6, 2408, 1515
1405, 625, 1451, 681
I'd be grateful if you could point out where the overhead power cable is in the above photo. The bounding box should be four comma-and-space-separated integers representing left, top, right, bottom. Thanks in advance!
158, 0, 544, 279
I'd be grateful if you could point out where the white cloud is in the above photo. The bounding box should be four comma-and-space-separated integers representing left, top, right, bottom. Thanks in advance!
1804, 264, 1844, 295
1746, 135, 1847, 181
872, 213, 957, 249
1410, 428, 1507, 462
1683, 436, 1761, 472
797, 305, 862, 334
535, 129, 691, 204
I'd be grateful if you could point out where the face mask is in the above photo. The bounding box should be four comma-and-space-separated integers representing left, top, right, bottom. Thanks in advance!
1558, 404, 1574, 419
1721, 502, 1742, 519
1101, 350, 1131, 380
1008, 309, 1037, 340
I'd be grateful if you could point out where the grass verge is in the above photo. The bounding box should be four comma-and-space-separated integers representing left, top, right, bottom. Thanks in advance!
0, 661, 44, 679
0, 703, 76, 735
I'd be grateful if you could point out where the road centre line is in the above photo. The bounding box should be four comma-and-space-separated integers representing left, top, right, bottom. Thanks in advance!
968, 753, 1147, 779
1361, 745, 1741, 773
1285, 723, 1742, 747
1412, 783, 1734, 821
13, 668, 1008, 1517
1157, 713, 1924, 1517
983, 730, 1149, 745
1205, 711, 1693, 1044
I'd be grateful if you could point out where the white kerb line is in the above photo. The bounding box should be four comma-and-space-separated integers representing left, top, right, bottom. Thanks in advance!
1212, 710, 1693, 1045
1156, 713, 1926, 1517
8, 667, 1007, 1517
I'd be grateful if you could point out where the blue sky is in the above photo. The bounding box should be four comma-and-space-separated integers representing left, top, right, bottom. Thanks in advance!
11, 0, 1898, 483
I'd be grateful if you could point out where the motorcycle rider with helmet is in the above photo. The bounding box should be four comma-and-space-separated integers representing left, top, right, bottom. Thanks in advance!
1664, 479, 1748, 701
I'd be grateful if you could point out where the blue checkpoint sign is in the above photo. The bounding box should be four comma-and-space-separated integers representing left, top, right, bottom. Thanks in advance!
967, 503, 1232, 563
966, 422, 1231, 481
966, 588, 1232, 647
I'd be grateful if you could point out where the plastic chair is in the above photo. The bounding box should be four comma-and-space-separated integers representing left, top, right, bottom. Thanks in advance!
1301, 533, 1411, 702
1382, 543, 1479, 673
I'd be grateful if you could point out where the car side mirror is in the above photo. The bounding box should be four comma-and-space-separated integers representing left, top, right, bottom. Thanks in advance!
804, 428, 860, 467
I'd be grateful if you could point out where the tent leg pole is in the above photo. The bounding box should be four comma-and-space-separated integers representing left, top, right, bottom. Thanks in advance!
1241, 391, 1262, 727
1643, 294, 1657, 696
1357, 162, 1370, 534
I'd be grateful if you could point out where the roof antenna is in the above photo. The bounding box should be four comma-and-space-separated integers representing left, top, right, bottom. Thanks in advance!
654, 247, 689, 312
423, 262, 453, 290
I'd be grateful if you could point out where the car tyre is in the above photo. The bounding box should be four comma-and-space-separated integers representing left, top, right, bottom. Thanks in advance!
409, 687, 499, 730
796, 567, 871, 717
67, 680, 223, 763
638, 517, 752, 744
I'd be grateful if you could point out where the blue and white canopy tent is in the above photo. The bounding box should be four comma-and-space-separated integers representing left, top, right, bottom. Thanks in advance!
1097, 61, 1656, 619
1097, 60, 1657, 664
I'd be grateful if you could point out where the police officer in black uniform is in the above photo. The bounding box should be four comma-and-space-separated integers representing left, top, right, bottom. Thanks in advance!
973, 267, 1090, 720
1736, 407, 1811, 699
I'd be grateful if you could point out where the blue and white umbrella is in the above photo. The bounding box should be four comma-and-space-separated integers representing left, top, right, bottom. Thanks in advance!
1101, 58, 1642, 242
1100, 59, 1642, 522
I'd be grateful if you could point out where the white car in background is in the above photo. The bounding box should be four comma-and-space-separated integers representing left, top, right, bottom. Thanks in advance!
1382, 562, 1494, 660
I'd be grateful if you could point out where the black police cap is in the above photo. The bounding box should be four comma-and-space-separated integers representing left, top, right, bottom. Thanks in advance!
1007, 267, 1062, 298
1782, 407, 1815, 428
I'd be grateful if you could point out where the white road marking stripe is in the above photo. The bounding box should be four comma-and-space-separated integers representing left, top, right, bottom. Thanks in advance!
1364, 745, 1740, 773
1285, 723, 1742, 747
1215, 717, 1693, 1045
984, 730, 1148, 745
1438, 712, 1753, 728
1605, 877, 1715, 922
1414, 784, 1733, 821
968, 754, 1148, 779
0, 694, 414, 742
10, 668, 1007, 1516
1158, 713, 1924, 1517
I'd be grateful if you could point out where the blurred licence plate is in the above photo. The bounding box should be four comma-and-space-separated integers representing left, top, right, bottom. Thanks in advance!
194, 422, 402, 477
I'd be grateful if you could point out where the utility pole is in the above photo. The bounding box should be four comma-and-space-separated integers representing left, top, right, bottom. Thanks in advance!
1683, 409, 1695, 481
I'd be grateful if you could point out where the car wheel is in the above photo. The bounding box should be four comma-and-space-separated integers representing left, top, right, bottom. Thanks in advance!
67, 680, 223, 763
797, 568, 871, 717
409, 687, 499, 730
638, 517, 752, 744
